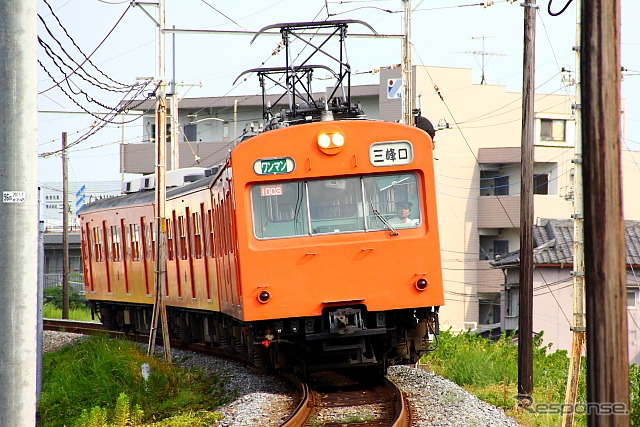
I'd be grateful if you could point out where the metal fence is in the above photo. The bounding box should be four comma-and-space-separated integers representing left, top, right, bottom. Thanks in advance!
43, 273, 85, 295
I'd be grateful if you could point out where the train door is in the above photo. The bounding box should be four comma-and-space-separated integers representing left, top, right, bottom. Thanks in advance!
200, 203, 212, 301
139, 217, 151, 295
120, 219, 131, 294
82, 223, 94, 293
101, 221, 111, 294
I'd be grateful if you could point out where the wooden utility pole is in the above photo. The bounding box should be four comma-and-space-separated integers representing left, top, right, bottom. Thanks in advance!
581, 1, 629, 425
562, 2, 585, 426
62, 132, 70, 319
401, 0, 413, 125
517, 0, 536, 406
146, 0, 172, 364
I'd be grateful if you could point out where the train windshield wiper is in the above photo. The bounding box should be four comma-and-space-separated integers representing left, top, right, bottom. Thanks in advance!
369, 201, 399, 236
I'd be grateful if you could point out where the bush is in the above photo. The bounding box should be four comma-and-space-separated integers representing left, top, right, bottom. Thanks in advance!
631, 363, 640, 426
44, 285, 87, 310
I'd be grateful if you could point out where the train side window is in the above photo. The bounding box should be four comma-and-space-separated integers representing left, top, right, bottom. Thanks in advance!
363, 173, 421, 230
166, 218, 174, 260
192, 212, 203, 259
110, 225, 122, 261
251, 182, 309, 238
92, 227, 103, 262
175, 216, 184, 260
129, 223, 142, 261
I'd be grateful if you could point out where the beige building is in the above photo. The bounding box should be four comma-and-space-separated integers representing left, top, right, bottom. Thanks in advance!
121, 65, 640, 332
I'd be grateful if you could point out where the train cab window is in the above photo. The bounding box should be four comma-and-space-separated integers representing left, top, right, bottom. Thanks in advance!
251, 172, 421, 239
307, 177, 364, 234
252, 182, 310, 238
363, 173, 421, 230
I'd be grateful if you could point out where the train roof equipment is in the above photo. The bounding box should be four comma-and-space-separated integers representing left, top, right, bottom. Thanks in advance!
237, 20, 377, 130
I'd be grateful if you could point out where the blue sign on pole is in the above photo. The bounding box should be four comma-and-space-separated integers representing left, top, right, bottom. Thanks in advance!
75, 184, 86, 215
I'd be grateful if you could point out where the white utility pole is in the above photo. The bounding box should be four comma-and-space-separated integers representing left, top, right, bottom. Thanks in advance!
0, 1, 39, 425
170, 94, 179, 170
562, 2, 585, 426
401, 0, 413, 125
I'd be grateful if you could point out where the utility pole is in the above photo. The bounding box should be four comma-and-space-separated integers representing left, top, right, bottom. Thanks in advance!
581, 1, 629, 425
62, 132, 70, 319
562, 2, 585, 426
401, 0, 413, 125
169, 94, 179, 170
517, 0, 536, 406
0, 1, 38, 425
169, 26, 179, 171
145, 0, 172, 363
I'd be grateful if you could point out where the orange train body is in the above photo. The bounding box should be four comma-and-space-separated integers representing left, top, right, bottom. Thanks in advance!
79, 119, 444, 372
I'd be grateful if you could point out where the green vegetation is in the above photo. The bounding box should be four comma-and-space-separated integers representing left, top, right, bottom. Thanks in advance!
38, 336, 230, 426
421, 330, 640, 426
43, 285, 93, 321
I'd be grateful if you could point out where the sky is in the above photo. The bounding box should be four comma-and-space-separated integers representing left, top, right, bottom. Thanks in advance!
36, 0, 640, 185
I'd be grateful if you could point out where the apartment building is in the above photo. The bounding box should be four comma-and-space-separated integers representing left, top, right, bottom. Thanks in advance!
120, 65, 640, 331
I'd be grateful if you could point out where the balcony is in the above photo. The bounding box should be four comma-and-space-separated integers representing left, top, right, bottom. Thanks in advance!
477, 194, 572, 229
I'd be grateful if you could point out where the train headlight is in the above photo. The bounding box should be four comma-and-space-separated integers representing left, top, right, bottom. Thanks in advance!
331, 133, 345, 147
317, 127, 345, 155
416, 278, 428, 291
318, 133, 331, 149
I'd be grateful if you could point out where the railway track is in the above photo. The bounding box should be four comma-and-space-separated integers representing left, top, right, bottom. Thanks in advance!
43, 318, 113, 336
282, 370, 410, 427
45, 320, 411, 426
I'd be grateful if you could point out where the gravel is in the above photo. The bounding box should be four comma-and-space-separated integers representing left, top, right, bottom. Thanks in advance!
387, 365, 520, 427
44, 331, 520, 426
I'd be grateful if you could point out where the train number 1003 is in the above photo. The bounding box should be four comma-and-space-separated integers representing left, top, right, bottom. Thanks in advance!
260, 185, 284, 197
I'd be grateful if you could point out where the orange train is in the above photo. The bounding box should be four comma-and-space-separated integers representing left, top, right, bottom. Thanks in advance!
79, 119, 444, 373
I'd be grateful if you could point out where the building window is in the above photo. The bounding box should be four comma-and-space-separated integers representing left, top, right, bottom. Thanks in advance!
628, 290, 637, 308
493, 240, 509, 257
183, 123, 197, 142
480, 171, 509, 196
150, 123, 172, 142
533, 174, 549, 195
506, 288, 519, 317
540, 119, 566, 142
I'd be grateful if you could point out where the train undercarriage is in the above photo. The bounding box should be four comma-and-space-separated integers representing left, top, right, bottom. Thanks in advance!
91, 301, 440, 376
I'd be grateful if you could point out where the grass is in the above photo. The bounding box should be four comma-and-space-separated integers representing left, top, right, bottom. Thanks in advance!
38, 336, 231, 427
43, 303, 94, 321
421, 330, 640, 426
43, 285, 94, 321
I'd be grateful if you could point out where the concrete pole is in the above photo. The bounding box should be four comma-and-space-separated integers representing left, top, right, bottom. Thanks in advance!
401, 0, 413, 125
0, 1, 39, 425
62, 132, 70, 319
562, 2, 585, 426
170, 94, 179, 170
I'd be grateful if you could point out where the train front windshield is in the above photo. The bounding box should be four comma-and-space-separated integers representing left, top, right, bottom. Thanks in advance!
251, 172, 421, 239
